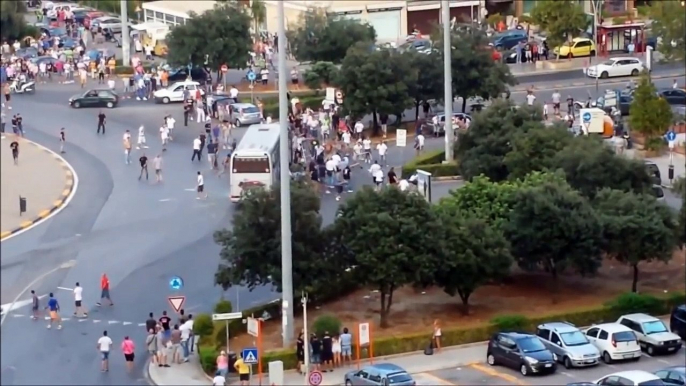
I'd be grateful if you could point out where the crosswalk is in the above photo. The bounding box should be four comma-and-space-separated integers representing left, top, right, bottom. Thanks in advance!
9, 313, 147, 327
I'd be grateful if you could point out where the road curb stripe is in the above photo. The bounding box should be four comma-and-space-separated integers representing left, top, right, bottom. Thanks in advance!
0, 138, 77, 241
469, 363, 529, 385
511, 72, 684, 92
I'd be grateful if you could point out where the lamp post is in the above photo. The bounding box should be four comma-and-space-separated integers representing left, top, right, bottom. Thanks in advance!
277, 0, 295, 347
442, 0, 454, 162
120, 0, 131, 66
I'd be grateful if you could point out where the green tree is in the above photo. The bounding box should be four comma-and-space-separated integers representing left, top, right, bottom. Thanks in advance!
443, 30, 516, 112
287, 9, 376, 64
0, 0, 37, 41
551, 136, 653, 199
529, 1, 588, 59
214, 181, 340, 300
593, 189, 679, 292
503, 125, 574, 180
672, 177, 686, 246
455, 99, 543, 182
433, 214, 512, 314
249, 0, 267, 39
331, 187, 442, 328
302, 61, 340, 90
647, 0, 685, 62
165, 4, 252, 71
504, 181, 603, 288
337, 44, 415, 136
405, 50, 444, 122
628, 72, 674, 143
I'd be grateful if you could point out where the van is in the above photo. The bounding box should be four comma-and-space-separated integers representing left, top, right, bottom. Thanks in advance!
671, 305, 686, 340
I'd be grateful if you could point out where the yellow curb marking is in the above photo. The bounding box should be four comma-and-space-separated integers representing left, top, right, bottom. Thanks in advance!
469, 363, 528, 385
61, 189, 71, 197
415, 372, 456, 385
0, 231, 11, 239
54, 199, 64, 207
20, 220, 33, 229
38, 209, 51, 218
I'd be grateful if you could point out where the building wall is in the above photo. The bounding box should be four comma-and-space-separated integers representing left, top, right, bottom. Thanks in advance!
512, 0, 636, 17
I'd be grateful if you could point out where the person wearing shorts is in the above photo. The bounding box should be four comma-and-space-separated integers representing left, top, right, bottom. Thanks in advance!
45, 293, 62, 329
121, 336, 135, 372
234, 354, 251, 386
340, 327, 353, 365
97, 330, 113, 372
96, 273, 113, 306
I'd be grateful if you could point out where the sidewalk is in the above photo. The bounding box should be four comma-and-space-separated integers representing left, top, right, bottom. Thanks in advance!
0, 134, 75, 239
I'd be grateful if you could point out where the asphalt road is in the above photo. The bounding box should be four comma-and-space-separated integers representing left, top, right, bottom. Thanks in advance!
514, 62, 685, 85
426, 348, 685, 385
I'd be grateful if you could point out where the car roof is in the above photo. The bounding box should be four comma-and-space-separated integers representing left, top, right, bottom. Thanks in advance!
539, 322, 578, 333
620, 313, 659, 322
96, 16, 118, 21
608, 57, 640, 61
366, 363, 407, 375
171, 80, 199, 85
233, 103, 257, 108
572, 37, 592, 42
662, 366, 686, 373
588, 322, 633, 332
499, 331, 536, 340
603, 370, 660, 382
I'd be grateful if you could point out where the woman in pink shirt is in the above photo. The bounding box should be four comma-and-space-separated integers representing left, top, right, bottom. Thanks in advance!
121, 336, 136, 372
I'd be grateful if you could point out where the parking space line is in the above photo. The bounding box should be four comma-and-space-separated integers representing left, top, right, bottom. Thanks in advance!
656, 358, 672, 365
469, 363, 529, 385
559, 371, 577, 379
415, 372, 456, 385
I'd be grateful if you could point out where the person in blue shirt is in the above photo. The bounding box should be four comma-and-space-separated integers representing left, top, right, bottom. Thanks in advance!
45, 293, 62, 330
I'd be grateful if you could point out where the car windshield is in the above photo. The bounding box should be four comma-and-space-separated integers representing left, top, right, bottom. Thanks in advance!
637, 380, 665, 386
242, 106, 259, 114
642, 320, 668, 334
518, 337, 547, 353
388, 372, 412, 384
560, 331, 589, 346
612, 331, 636, 342
601, 60, 615, 66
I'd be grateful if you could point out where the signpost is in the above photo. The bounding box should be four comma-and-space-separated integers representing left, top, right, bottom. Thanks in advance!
167, 296, 185, 313
246, 316, 262, 385
415, 170, 433, 203
168, 276, 183, 291
667, 130, 676, 183
356, 322, 373, 369
396, 129, 407, 147
247, 70, 256, 102
241, 347, 259, 365
212, 312, 242, 354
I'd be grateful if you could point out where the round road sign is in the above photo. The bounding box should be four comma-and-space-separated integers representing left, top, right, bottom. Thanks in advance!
247, 71, 256, 81
582, 112, 591, 122
308, 370, 323, 386
221, 64, 228, 73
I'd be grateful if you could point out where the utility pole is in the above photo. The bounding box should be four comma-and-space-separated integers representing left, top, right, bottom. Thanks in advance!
442, 0, 454, 162
277, 1, 294, 347
590, 0, 603, 94
120, 0, 131, 66
301, 293, 310, 381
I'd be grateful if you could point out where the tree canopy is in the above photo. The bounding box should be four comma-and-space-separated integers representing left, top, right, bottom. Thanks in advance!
1, 0, 38, 41
528, 1, 587, 55
165, 3, 252, 70
593, 189, 679, 292
503, 125, 575, 180
287, 9, 376, 64
302, 61, 339, 90
405, 50, 444, 119
646, 0, 685, 62
628, 72, 673, 142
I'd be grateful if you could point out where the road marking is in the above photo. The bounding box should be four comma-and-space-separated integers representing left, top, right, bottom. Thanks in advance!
657, 359, 672, 365
158, 198, 174, 202
108, 320, 119, 324
123, 322, 132, 326
414, 372, 456, 385
138, 323, 146, 327
61, 318, 70, 321
469, 363, 528, 385
0, 295, 46, 315
92, 320, 101, 323
12, 314, 24, 318
184, 188, 195, 192
56, 286, 73, 291
560, 371, 576, 378
79, 318, 88, 322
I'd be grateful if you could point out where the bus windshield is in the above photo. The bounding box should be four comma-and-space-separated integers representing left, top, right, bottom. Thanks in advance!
233, 156, 270, 173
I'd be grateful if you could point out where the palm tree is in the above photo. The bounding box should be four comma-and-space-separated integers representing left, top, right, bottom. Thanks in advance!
250, 0, 267, 39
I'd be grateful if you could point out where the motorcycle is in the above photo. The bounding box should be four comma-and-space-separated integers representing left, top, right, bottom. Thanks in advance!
9, 78, 36, 94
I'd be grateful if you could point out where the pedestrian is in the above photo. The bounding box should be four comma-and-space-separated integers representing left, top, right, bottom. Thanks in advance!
159, 310, 172, 340
376, 141, 388, 165
196, 101, 206, 123
342, 164, 352, 192
388, 167, 398, 186
234, 353, 251, 386
551, 90, 561, 116
97, 111, 106, 134
183, 100, 192, 127
191, 136, 202, 162
208, 140, 218, 170
121, 336, 136, 372
9, 139, 19, 166
165, 115, 176, 141
123, 130, 132, 164
146, 328, 158, 365
332, 334, 341, 368
526, 91, 536, 106
217, 153, 230, 178
340, 327, 353, 366
296, 331, 305, 374
673, 79, 679, 89
180, 315, 193, 361
4, 82, 11, 110
212, 370, 226, 386
433, 319, 442, 353
153, 154, 163, 183
146, 312, 157, 333
216, 350, 229, 376
362, 136, 372, 163
136, 125, 147, 149
30, 290, 41, 320
15, 113, 23, 136
138, 152, 149, 181
310, 333, 322, 372
59, 127, 66, 153
170, 324, 182, 364
196, 171, 206, 199
321, 331, 333, 372
95, 273, 114, 307
155, 325, 170, 367
97, 330, 113, 372
45, 292, 62, 330
73, 282, 88, 318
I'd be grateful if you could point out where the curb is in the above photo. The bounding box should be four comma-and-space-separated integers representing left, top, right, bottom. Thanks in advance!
0, 137, 76, 240
511, 72, 684, 92
433, 175, 463, 182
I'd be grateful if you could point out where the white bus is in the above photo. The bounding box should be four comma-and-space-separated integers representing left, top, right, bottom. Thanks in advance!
229, 123, 281, 202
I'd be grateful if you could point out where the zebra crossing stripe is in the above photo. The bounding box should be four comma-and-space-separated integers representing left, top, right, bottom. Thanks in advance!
12, 314, 138, 325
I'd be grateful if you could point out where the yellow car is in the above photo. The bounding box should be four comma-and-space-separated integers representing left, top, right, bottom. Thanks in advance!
554, 37, 597, 58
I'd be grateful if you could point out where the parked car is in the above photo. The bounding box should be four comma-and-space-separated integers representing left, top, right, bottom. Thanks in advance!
617, 314, 683, 356
164, 66, 209, 85
344, 363, 415, 386
486, 332, 557, 376
657, 88, 686, 106
670, 305, 686, 340
655, 366, 686, 386
594, 370, 665, 386
586, 57, 644, 79
491, 29, 528, 51
536, 322, 600, 369
554, 37, 597, 58
230, 103, 262, 127
69, 89, 119, 109
92, 16, 122, 34
584, 322, 642, 363
84, 11, 105, 29
426, 112, 472, 136
398, 37, 433, 54
153, 81, 203, 104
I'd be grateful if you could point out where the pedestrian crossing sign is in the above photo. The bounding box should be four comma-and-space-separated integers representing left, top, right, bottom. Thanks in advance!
242, 348, 259, 364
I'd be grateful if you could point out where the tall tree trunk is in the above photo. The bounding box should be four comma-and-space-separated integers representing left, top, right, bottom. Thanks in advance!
372, 110, 379, 137
458, 290, 471, 315
415, 101, 420, 124
461, 97, 466, 113
550, 259, 559, 304
379, 290, 389, 328
631, 263, 639, 293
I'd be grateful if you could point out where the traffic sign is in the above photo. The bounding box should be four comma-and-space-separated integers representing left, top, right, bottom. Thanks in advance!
247, 317, 259, 337
666, 130, 676, 142
247, 71, 256, 81
308, 370, 323, 386
242, 347, 258, 364
582, 112, 592, 123
167, 296, 185, 313
396, 129, 407, 147
221, 64, 228, 73
168, 276, 183, 291
212, 312, 242, 321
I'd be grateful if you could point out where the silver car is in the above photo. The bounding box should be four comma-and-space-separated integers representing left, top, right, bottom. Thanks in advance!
230, 103, 262, 127
536, 322, 601, 368
93, 17, 122, 34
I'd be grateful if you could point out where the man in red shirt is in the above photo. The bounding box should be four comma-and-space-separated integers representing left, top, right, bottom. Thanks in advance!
96, 273, 114, 307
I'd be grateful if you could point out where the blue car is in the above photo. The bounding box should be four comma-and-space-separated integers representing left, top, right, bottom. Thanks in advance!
85, 49, 115, 62
59, 38, 79, 50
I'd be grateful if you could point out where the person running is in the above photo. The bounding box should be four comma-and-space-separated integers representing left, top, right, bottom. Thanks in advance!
95, 273, 113, 307
97, 330, 113, 372
121, 336, 136, 372
59, 128, 66, 154
45, 293, 62, 329
97, 111, 106, 134
73, 282, 88, 318
196, 171, 206, 200
136, 125, 147, 149
153, 154, 163, 183
138, 153, 149, 181
9, 139, 19, 166
31, 290, 41, 320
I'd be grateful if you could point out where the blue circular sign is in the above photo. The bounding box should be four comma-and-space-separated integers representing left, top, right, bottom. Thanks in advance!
582, 112, 591, 122
247, 71, 256, 81
169, 276, 184, 291
666, 131, 676, 141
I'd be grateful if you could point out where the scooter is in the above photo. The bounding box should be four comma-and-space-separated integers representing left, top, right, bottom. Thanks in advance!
10, 78, 36, 94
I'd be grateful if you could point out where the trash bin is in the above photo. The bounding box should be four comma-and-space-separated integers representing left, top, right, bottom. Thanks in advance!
19, 196, 26, 215
227, 351, 238, 374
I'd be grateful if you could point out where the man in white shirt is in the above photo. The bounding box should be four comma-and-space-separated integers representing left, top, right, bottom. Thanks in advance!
373, 168, 384, 191
197, 171, 206, 199
73, 282, 87, 318
376, 141, 388, 165
342, 131, 351, 146
97, 330, 113, 372
213, 371, 226, 386
526, 92, 536, 106
165, 116, 176, 141
325, 158, 336, 191
398, 179, 410, 191
551, 90, 561, 115
160, 125, 169, 150
362, 137, 372, 163
136, 125, 147, 149
192, 137, 202, 162
415, 134, 425, 156
354, 121, 364, 139
368, 160, 382, 185
179, 318, 193, 362
196, 102, 206, 123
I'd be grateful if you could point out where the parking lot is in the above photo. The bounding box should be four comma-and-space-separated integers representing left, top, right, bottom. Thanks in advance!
420, 348, 684, 385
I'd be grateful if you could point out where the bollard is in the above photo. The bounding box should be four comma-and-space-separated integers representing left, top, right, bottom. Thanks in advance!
19, 196, 26, 216
668, 165, 674, 182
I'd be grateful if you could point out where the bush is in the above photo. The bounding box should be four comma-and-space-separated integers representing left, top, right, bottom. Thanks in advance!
113, 65, 154, 75
490, 314, 529, 330
401, 150, 460, 178
193, 313, 214, 337
199, 344, 218, 375
312, 315, 342, 337
605, 292, 664, 315
214, 299, 233, 314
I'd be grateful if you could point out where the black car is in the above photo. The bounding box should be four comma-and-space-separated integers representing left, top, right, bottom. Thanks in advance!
670, 305, 686, 340
486, 332, 558, 376
69, 89, 119, 109
655, 366, 686, 385
491, 30, 528, 51
658, 88, 686, 106
166, 67, 210, 85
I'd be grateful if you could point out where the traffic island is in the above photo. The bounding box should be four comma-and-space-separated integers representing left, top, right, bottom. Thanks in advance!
0, 135, 76, 240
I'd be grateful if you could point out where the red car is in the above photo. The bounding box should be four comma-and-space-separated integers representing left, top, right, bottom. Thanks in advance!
83, 11, 104, 29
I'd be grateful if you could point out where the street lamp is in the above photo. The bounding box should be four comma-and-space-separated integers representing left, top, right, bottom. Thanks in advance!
442, 0, 454, 162
120, 0, 131, 66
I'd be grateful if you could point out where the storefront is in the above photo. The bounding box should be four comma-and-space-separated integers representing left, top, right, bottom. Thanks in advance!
407, 0, 480, 36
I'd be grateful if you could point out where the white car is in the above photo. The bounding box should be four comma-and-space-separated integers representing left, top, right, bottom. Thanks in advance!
584, 323, 642, 363
593, 370, 663, 386
617, 314, 683, 356
153, 81, 203, 104
585, 57, 644, 79
92, 16, 122, 34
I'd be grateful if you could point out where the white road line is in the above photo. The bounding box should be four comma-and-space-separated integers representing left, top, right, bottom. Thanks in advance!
159, 198, 174, 202
56, 286, 73, 291
657, 359, 672, 364
79, 318, 88, 322
138, 323, 146, 327
560, 371, 575, 378
184, 188, 195, 191
123, 322, 132, 326
61, 318, 70, 321
0, 295, 46, 315
108, 320, 119, 324
12, 314, 24, 317
92, 320, 101, 323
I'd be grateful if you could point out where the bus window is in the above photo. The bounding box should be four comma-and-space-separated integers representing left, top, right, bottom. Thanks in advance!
233, 157, 270, 173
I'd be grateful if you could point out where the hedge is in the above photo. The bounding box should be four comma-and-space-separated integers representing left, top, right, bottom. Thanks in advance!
401, 150, 459, 178
259, 96, 326, 118
198, 292, 684, 374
